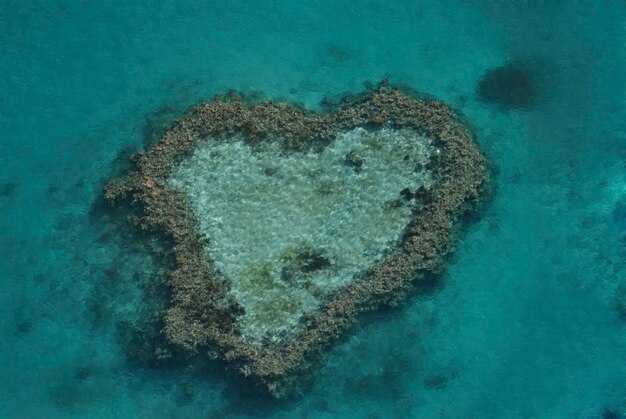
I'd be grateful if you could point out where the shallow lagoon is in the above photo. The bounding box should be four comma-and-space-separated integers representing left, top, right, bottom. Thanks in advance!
168, 127, 435, 343
1, 1, 625, 417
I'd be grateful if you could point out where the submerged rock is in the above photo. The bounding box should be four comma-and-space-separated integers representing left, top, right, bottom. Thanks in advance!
104, 81, 488, 398
476, 63, 536, 110
0, 182, 16, 198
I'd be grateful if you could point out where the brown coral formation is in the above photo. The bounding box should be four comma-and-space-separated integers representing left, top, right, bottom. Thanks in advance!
104, 82, 488, 398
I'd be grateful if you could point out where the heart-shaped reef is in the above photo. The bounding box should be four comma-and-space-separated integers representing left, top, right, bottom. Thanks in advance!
105, 82, 488, 398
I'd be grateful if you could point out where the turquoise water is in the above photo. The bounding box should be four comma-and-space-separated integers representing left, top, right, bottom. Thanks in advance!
1, 1, 625, 417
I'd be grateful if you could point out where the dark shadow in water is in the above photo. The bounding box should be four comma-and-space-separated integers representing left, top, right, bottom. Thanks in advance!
601, 406, 625, 419
206, 369, 301, 418
0, 182, 16, 198
612, 194, 626, 229
476, 62, 536, 110
342, 351, 411, 401
613, 283, 626, 319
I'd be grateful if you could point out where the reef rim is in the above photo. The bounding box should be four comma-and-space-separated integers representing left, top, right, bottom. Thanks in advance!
104, 81, 488, 398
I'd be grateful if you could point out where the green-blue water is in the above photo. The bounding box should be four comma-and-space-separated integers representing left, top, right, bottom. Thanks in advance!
1, 1, 625, 417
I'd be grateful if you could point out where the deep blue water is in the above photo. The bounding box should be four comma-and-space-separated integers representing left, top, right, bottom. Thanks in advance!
1, 1, 625, 417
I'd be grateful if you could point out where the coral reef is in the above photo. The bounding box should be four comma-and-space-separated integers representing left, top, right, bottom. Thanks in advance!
104, 81, 488, 398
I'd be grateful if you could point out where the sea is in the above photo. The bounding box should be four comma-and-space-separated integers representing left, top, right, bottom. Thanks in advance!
1, 1, 625, 418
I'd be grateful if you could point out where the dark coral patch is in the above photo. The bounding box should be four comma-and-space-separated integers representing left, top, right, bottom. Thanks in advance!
476, 63, 536, 110
344, 150, 364, 172
281, 246, 333, 283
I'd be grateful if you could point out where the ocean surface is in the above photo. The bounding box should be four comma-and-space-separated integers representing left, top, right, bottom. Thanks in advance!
1, 1, 625, 418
